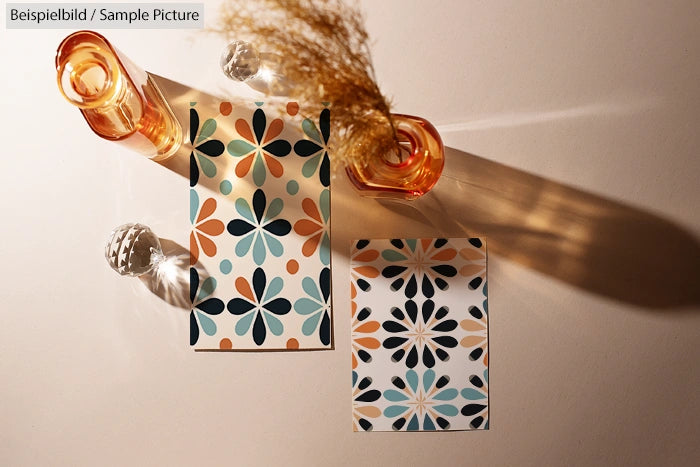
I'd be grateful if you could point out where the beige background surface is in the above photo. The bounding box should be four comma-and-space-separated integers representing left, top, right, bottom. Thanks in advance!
1, 0, 699, 465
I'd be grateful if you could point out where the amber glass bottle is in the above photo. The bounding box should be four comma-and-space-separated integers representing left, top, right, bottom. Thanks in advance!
345, 114, 445, 200
56, 30, 182, 160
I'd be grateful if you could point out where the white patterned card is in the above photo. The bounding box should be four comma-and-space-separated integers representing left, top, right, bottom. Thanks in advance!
189, 101, 331, 350
351, 238, 488, 431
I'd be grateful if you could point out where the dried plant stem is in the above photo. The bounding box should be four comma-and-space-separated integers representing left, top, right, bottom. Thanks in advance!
210, 0, 400, 168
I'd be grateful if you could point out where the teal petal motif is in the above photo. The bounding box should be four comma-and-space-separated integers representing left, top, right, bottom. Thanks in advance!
197, 277, 217, 302
264, 277, 284, 302
196, 118, 217, 144
235, 198, 254, 223
265, 198, 284, 222
302, 154, 322, 178
423, 415, 436, 431
235, 233, 254, 257
264, 233, 284, 258
253, 233, 266, 265
302, 118, 322, 143
198, 154, 217, 177
264, 312, 284, 336
433, 404, 459, 417
483, 281, 488, 314
382, 249, 408, 261
253, 153, 266, 186
434, 388, 459, 401
196, 311, 217, 336
423, 369, 436, 392
189, 189, 199, 224
235, 312, 255, 336
319, 189, 330, 223
302, 312, 322, 336
319, 233, 330, 266
406, 370, 419, 393
302, 277, 321, 302
227, 140, 255, 157
461, 388, 487, 400
405, 239, 417, 251
384, 390, 410, 402
294, 298, 321, 315
384, 405, 409, 418
407, 414, 420, 431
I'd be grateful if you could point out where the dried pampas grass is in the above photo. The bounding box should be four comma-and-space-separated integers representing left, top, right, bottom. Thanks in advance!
211, 0, 398, 168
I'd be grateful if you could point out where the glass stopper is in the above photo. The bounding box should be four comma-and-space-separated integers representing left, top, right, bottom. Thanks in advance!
105, 223, 164, 276
220, 40, 260, 81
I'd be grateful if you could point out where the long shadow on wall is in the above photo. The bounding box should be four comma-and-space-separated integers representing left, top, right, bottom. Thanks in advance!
384, 147, 700, 309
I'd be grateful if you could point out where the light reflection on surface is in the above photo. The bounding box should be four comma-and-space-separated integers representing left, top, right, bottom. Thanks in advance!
139, 239, 205, 310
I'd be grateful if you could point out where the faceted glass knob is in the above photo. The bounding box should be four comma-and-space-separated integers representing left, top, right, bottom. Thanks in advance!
220, 40, 291, 95
105, 223, 164, 276
220, 40, 260, 82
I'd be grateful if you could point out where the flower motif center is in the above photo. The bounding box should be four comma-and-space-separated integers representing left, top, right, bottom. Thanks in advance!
405, 249, 433, 276
407, 390, 433, 417
406, 322, 433, 346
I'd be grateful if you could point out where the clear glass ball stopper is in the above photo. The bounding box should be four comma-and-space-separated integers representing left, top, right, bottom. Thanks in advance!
220, 40, 260, 82
105, 223, 165, 277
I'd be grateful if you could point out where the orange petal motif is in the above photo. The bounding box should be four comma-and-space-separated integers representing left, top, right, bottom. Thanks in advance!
432, 248, 457, 261
354, 337, 381, 350
294, 219, 321, 236
353, 266, 380, 278
264, 153, 284, 178
197, 232, 218, 257
235, 277, 255, 302
461, 264, 486, 277
235, 154, 255, 178
197, 198, 217, 223
355, 321, 380, 334
302, 233, 322, 257
461, 336, 486, 347
354, 249, 380, 262
356, 406, 381, 418
302, 198, 322, 223
198, 219, 224, 236
189, 231, 199, 265
235, 119, 254, 142
421, 238, 432, 251
352, 352, 358, 369
460, 247, 486, 261
264, 118, 284, 143
461, 319, 486, 331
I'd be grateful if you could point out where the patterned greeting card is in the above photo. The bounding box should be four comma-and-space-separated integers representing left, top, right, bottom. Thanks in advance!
189, 102, 332, 350
351, 238, 488, 431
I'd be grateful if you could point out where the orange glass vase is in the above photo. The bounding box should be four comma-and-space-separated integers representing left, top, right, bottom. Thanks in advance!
55, 30, 182, 160
345, 114, 445, 200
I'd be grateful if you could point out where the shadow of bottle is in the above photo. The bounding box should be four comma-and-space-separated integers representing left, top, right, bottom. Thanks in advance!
383, 146, 700, 310
150, 74, 699, 310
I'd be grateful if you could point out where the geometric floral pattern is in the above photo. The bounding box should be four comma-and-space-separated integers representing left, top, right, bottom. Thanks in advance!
189, 108, 225, 188
189, 102, 332, 350
351, 238, 488, 431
